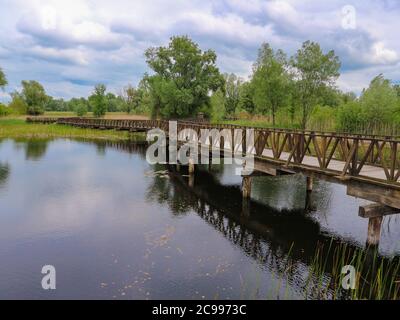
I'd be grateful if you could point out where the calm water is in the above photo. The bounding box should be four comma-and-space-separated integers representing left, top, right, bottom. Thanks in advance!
1, 138, 400, 299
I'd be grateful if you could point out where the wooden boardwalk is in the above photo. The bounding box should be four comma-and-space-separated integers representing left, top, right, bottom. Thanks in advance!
27, 117, 400, 210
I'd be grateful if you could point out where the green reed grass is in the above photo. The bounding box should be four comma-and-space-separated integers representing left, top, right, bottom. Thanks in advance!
0, 118, 145, 141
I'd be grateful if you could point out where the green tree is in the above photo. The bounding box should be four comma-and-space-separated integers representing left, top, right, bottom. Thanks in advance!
341, 91, 357, 104
9, 94, 28, 114
89, 84, 107, 117
68, 98, 88, 116
45, 98, 67, 111
394, 84, 400, 98
18, 80, 49, 115
319, 87, 343, 107
359, 74, 399, 126
67, 97, 88, 112
252, 43, 290, 126
0, 67, 7, 90
0, 103, 11, 116
336, 101, 365, 132
210, 89, 226, 121
75, 103, 88, 116
121, 84, 142, 114
145, 36, 224, 118
238, 81, 255, 114
224, 73, 242, 115
290, 41, 341, 129
105, 92, 125, 112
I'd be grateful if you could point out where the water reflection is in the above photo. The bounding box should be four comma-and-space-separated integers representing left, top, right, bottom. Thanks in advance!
0, 138, 399, 299
0, 162, 10, 188
70, 139, 400, 299
13, 139, 49, 161
146, 164, 400, 299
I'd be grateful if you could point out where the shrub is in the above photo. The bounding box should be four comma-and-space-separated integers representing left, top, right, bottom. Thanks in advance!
27, 105, 44, 115
308, 105, 336, 131
8, 95, 27, 114
0, 103, 11, 116
336, 101, 365, 133
75, 103, 88, 117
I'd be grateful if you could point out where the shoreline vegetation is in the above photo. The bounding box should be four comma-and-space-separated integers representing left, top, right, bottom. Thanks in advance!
2, 114, 400, 300
1, 36, 400, 137
0, 116, 146, 141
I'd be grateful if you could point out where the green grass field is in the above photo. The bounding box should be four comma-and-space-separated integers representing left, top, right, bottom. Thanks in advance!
0, 118, 145, 141
42, 111, 149, 120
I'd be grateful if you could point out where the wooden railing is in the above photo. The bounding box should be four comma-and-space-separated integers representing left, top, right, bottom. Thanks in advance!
26, 117, 400, 188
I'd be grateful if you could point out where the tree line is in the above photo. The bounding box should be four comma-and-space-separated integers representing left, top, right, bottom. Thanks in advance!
1, 35, 400, 133
0, 78, 150, 118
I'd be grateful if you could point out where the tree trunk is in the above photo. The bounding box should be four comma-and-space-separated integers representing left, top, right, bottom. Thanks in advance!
301, 105, 307, 130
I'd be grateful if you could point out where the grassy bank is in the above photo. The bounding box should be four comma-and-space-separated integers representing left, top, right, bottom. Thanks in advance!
42, 111, 150, 120
220, 112, 400, 136
0, 118, 145, 141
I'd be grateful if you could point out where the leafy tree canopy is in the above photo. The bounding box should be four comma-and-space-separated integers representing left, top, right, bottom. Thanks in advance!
252, 43, 290, 125
13, 80, 49, 115
0, 67, 7, 90
359, 74, 399, 124
290, 40, 341, 128
89, 84, 107, 117
145, 36, 224, 118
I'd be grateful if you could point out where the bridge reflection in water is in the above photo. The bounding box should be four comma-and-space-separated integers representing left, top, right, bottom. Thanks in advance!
27, 117, 400, 247
91, 140, 400, 300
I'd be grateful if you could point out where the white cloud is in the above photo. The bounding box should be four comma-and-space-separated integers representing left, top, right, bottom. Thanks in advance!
369, 42, 398, 65
178, 11, 276, 47
28, 46, 89, 65
17, 2, 127, 50
0, 0, 399, 101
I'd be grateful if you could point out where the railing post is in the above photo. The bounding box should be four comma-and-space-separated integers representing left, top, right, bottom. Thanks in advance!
350, 139, 359, 175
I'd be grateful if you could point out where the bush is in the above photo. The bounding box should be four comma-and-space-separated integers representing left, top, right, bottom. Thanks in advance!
210, 89, 225, 121
308, 105, 336, 131
75, 103, 88, 117
336, 101, 365, 133
8, 95, 27, 114
27, 105, 44, 115
0, 103, 11, 116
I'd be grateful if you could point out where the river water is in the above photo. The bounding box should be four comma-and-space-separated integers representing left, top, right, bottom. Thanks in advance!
0, 138, 399, 299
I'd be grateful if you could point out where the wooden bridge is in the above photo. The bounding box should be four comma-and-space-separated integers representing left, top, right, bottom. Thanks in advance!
27, 116, 400, 246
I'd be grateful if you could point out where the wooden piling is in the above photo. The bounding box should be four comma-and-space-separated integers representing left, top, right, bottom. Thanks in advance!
367, 216, 383, 246
188, 173, 194, 188
242, 198, 251, 217
306, 176, 313, 192
189, 158, 195, 174
242, 176, 252, 199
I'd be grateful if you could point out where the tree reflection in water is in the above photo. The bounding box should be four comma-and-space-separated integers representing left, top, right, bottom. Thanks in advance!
145, 162, 400, 299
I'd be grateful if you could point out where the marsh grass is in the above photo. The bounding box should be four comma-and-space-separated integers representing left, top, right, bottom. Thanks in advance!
222, 117, 400, 136
301, 241, 400, 300
241, 240, 400, 300
0, 119, 145, 141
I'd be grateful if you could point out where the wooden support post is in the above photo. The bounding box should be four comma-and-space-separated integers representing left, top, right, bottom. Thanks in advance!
188, 158, 195, 174
366, 216, 383, 247
359, 203, 399, 218
242, 176, 252, 199
306, 176, 313, 192
188, 173, 194, 188
305, 191, 312, 211
242, 198, 251, 217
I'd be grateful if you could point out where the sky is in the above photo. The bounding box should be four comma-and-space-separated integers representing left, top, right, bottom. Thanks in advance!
0, 0, 400, 102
